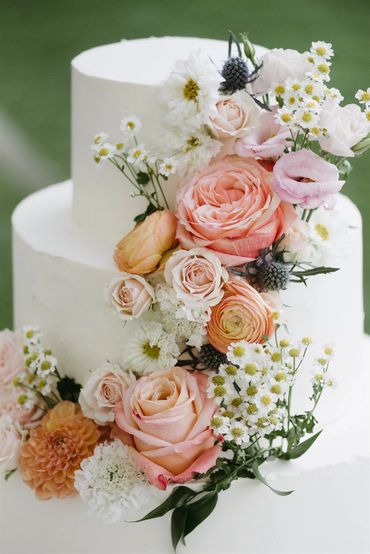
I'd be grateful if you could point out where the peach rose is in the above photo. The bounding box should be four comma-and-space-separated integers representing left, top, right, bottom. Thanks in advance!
114, 210, 177, 275
164, 248, 228, 317
207, 278, 275, 353
0, 329, 24, 386
105, 273, 155, 320
114, 367, 220, 489
79, 362, 135, 424
176, 156, 296, 267
0, 415, 22, 471
208, 92, 259, 140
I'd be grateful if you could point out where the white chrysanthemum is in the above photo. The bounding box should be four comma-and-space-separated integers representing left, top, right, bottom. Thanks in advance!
122, 321, 180, 375
161, 51, 221, 131
75, 441, 158, 524
120, 115, 142, 136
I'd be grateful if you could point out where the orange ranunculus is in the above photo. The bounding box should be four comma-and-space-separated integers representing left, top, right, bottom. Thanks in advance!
114, 210, 178, 275
19, 401, 100, 500
207, 278, 275, 353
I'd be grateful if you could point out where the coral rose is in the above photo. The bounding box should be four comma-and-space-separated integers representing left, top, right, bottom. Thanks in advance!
207, 278, 275, 353
114, 210, 178, 275
0, 329, 24, 385
105, 273, 155, 320
20, 401, 100, 499
114, 367, 220, 489
271, 149, 344, 209
176, 156, 296, 266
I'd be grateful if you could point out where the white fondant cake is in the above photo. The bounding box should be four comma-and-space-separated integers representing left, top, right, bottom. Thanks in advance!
3, 36, 370, 554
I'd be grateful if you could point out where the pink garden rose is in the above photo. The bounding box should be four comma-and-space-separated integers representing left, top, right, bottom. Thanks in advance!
164, 248, 228, 317
114, 367, 220, 489
79, 362, 135, 424
235, 109, 290, 160
176, 156, 296, 266
0, 385, 42, 428
208, 92, 259, 140
0, 329, 24, 386
271, 149, 344, 209
318, 100, 369, 157
0, 415, 22, 471
105, 273, 155, 320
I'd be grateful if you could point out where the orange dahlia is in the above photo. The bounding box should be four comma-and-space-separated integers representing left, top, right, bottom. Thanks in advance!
20, 401, 100, 500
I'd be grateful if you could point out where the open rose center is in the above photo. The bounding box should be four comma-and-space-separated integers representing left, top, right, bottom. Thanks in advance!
119, 286, 133, 306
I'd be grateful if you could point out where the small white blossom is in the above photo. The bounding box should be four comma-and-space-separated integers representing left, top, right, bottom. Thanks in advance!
91, 132, 109, 147
93, 142, 116, 166
210, 415, 230, 435
127, 145, 147, 169
355, 88, 370, 105
161, 127, 221, 174
224, 421, 250, 446
275, 107, 295, 127
158, 158, 178, 177
310, 41, 334, 60
120, 115, 142, 136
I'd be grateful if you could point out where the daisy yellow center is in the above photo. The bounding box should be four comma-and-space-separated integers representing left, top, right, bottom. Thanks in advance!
271, 384, 282, 395
127, 121, 136, 129
281, 113, 292, 123
98, 147, 110, 157
143, 342, 160, 360
183, 78, 200, 101
315, 223, 329, 241
247, 403, 257, 415
211, 417, 223, 428
231, 427, 244, 438
366, 111, 370, 121
231, 397, 243, 408
225, 365, 238, 376
305, 84, 314, 94
232, 346, 245, 357
317, 63, 330, 74
301, 112, 313, 123
185, 136, 201, 151
275, 85, 285, 95
212, 375, 225, 386
246, 385, 258, 396
260, 395, 272, 406
244, 363, 257, 376
315, 46, 327, 56
132, 149, 142, 159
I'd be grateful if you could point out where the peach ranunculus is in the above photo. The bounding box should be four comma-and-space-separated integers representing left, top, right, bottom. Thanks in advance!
79, 362, 136, 424
207, 278, 275, 353
105, 273, 155, 320
176, 156, 296, 267
208, 92, 259, 140
164, 248, 228, 318
114, 210, 178, 275
114, 367, 220, 490
0, 329, 25, 386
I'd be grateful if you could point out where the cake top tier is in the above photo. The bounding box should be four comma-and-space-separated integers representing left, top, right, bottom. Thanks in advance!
72, 36, 233, 85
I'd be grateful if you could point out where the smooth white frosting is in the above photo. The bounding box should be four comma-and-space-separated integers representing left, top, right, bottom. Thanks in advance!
71, 37, 267, 244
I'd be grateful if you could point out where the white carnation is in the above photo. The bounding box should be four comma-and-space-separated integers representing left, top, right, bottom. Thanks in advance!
75, 441, 159, 524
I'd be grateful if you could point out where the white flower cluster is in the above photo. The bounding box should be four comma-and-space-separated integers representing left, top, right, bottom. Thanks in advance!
355, 87, 370, 123
159, 52, 222, 173
155, 283, 207, 349
75, 441, 158, 524
311, 344, 336, 389
208, 338, 310, 444
13, 326, 58, 409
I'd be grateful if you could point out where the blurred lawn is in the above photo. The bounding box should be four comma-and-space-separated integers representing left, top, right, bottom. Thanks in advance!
0, 0, 369, 331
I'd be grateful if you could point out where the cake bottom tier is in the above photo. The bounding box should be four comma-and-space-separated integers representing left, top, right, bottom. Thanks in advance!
1, 337, 369, 554
12, 181, 365, 420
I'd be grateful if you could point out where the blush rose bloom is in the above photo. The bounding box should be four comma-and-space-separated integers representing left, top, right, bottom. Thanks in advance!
164, 248, 228, 317
252, 48, 311, 95
207, 278, 275, 353
0, 386, 42, 428
235, 109, 290, 160
114, 210, 177, 275
318, 100, 369, 157
105, 273, 155, 320
79, 362, 136, 425
176, 156, 296, 266
271, 149, 344, 209
0, 415, 22, 471
208, 92, 259, 140
0, 329, 24, 386
114, 367, 220, 489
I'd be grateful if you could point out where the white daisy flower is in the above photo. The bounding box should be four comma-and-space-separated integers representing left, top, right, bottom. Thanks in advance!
322, 343, 335, 360
210, 415, 230, 435
127, 144, 147, 169
30, 351, 58, 376
325, 87, 344, 104
225, 421, 250, 446
92, 142, 116, 166
158, 158, 178, 177
301, 79, 326, 102
161, 51, 221, 131
22, 326, 43, 347
255, 390, 276, 414
75, 441, 160, 524
355, 88, 370, 105
207, 374, 234, 404
310, 41, 334, 60
295, 107, 320, 129
162, 127, 221, 174
306, 60, 332, 82
91, 132, 109, 148
120, 115, 142, 136
275, 107, 295, 127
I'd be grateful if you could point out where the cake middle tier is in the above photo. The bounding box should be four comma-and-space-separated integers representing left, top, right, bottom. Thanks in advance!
12, 181, 364, 419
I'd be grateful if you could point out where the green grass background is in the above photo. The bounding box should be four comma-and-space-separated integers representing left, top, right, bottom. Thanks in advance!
0, 0, 369, 331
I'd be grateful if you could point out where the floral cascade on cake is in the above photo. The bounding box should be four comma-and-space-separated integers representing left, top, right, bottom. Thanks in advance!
1, 32, 369, 550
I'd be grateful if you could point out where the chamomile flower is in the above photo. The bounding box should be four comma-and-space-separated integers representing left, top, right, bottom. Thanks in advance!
163, 127, 221, 174
210, 415, 230, 435
22, 326, 43, 348
207, 375, 234, 404
92, 132, 109, 147
255, 390, 276, 413
307, 60, 332, 82
325, 87, 344, 104
122, 321, 179, 375
355, 88, 370, 105
30, 351, 58, 376
301, 79, 326, 102
295, 107, 320, 129
93, 142, 116, 166
158, 158, 178, 177
127, 145, 147, 168
120, 115, 142, 136
310, 41, 334, 60
225, 421, 250, 446
275, 107, 295, 127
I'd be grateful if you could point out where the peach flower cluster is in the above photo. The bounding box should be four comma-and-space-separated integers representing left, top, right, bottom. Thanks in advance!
176, 156, 296, 266
20, 401, 100, 499
207, 278, 276, 353
114, 367, 220, 489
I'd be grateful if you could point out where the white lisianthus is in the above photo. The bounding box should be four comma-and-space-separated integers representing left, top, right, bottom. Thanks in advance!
79, 362, 136, 424
318, 100, 369, 157
75, 441, 160, 524
161, 51, 221, 132
252, 48, 311, 95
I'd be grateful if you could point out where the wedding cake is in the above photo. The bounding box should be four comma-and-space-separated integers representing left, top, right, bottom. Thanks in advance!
1, 36, 369, 554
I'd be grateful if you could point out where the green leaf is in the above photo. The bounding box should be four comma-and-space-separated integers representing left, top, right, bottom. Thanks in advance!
183, 492, 218, 539
282, 429, 323, 460
171, 505, 188, 551
291, 266, 339, 277
4, 468, 17, 481
136, 171, 150, 185
251, 461, 293, 496
135, 486, 196, 522
133, 202, 159, 223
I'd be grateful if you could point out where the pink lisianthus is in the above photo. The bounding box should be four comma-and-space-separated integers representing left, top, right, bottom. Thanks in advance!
271, 149, 344, 209
235, 109, 290, 160
114, 367, 220, 490
176, 156, 296, 266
